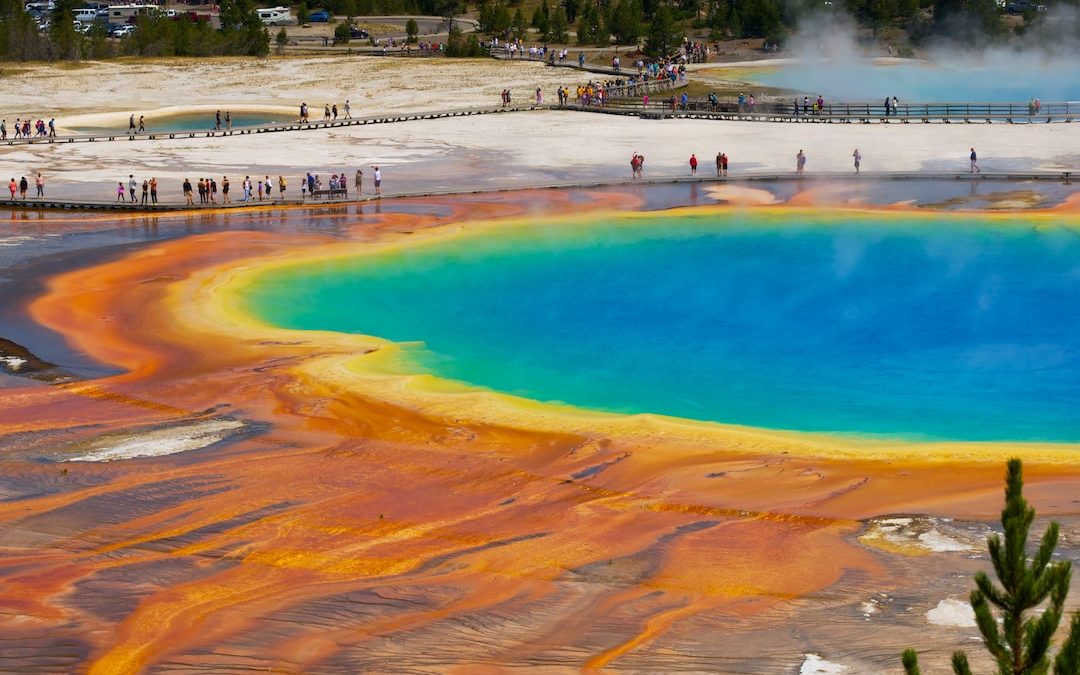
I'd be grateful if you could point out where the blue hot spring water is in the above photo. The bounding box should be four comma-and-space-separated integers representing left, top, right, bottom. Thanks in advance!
748, 60, 1080, 102
244, 210, 1080, 442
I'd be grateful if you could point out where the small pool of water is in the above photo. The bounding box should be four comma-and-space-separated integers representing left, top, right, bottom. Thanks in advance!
742, 59, 1080, 102
242, 209, 1080, 442
71, 112, 294, 135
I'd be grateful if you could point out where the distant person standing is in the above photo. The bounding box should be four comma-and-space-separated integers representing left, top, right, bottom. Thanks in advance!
9, 177, 17, 200
35, 172, 44, 197
183, 178, 193, 205
225, 111, 232, 129
354, 168, 363, 194
796, 149, 806, 174
215, 109, 222, 130
884, 97, 891, 117
332, 104, 338, 120
716, 151, 723, 177
116, 181, 125, 202
19, 176, 28, 200
1, 119, 6, 140
128, 114, 136, 134
221, 176, 230, 203
372, 166, 381, 197
689, 153, 698, 176
278, 175, 287, 199
48, 118, 56, 137
853, 148, 861, 173
264, 176, 272, 199
150, 177, 158, 204
970, 147, 980, 173
141, 179, 149, 205
721, 152, 728, 176
210, 177, 218, 203
128, 174, 137, 203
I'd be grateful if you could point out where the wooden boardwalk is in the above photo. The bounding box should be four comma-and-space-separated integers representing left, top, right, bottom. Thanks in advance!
0, 104, 546, 148
564, 100, 1079, 124
4, 171, 1074, 213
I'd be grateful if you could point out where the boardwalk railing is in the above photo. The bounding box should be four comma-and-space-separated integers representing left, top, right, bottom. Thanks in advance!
4, 171, 1075, 213
591, 99, 1078, 123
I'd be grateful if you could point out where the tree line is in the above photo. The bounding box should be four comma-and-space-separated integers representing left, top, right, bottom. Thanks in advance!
1, 0, 268, 60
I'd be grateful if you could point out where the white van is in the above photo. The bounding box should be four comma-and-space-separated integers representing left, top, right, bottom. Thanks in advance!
106, 4, 155, 24
257, 6, 293, 25
74, 8, 98, 21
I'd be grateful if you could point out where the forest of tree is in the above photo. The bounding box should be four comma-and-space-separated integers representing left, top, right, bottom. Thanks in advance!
1, 0, 1068, 61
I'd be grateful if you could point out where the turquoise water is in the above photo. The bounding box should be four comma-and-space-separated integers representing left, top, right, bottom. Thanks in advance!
244, 211, 1080, 442
72, 112, 293, 134
749, 60, 1080, 102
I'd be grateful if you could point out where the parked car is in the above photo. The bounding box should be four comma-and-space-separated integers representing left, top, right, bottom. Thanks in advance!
308, 9, 329, 21
349, 26, 368, 38
110, 23, 135, 37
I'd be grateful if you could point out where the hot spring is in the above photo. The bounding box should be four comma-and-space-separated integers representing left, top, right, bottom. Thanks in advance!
241, 208, 1080, 443
735, 58, 1080, 102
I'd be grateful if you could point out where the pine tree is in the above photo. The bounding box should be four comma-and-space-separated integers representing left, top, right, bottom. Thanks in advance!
902, 459, 1080, 675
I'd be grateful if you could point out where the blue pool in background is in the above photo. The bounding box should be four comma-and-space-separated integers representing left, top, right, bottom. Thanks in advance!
244, 210, 1080, 442
71, 112, 294, 135
746, 60, 1080, 102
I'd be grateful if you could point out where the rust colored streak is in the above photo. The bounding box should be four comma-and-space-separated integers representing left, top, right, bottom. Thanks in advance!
1, 192, 1078, 674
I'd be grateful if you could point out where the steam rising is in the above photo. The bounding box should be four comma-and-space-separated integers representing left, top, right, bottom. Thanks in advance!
753, 9, 1080, 101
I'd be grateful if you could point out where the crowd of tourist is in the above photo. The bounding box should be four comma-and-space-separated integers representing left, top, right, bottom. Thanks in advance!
1, 118, 57, 140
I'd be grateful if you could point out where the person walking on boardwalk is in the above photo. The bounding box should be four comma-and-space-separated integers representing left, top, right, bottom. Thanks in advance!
354, 168, 363, 195
35, 172, 44, 197
183, 178, 193, 205
689, 154, 698, 176
141, 179, 149, 205
150, 177, 158, 204
128, 114, 136, 134
9, 178, 17, 200
796, 149, 806, 175
372, 166, 382, 197
344, 100, 352, 119
225, 111, 232, 129
278, 175, 287, 199
1, 120, 6, 140
116, 181, 125, 202
215, 110, 222, 130
264, 176, 272, 200
257, 179, 264, 201
853, 148, 861, 173
970, 147, 980, 173
221, 176, 230, 204
48, 118, 55, 137
138, 115, 145, 133
128, 175, 137, 203
18, 176, 27, 200
332, 104, 338, 120
323, 104, 331, 122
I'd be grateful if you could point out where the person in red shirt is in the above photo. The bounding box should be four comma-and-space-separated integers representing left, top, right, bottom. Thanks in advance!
689, 154, 698, 175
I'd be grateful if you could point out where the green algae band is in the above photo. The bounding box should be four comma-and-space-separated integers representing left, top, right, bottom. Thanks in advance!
243, 209, 1080, 442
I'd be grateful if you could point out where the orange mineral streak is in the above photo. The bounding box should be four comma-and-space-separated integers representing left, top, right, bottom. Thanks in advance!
3, 193, 1080, 673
